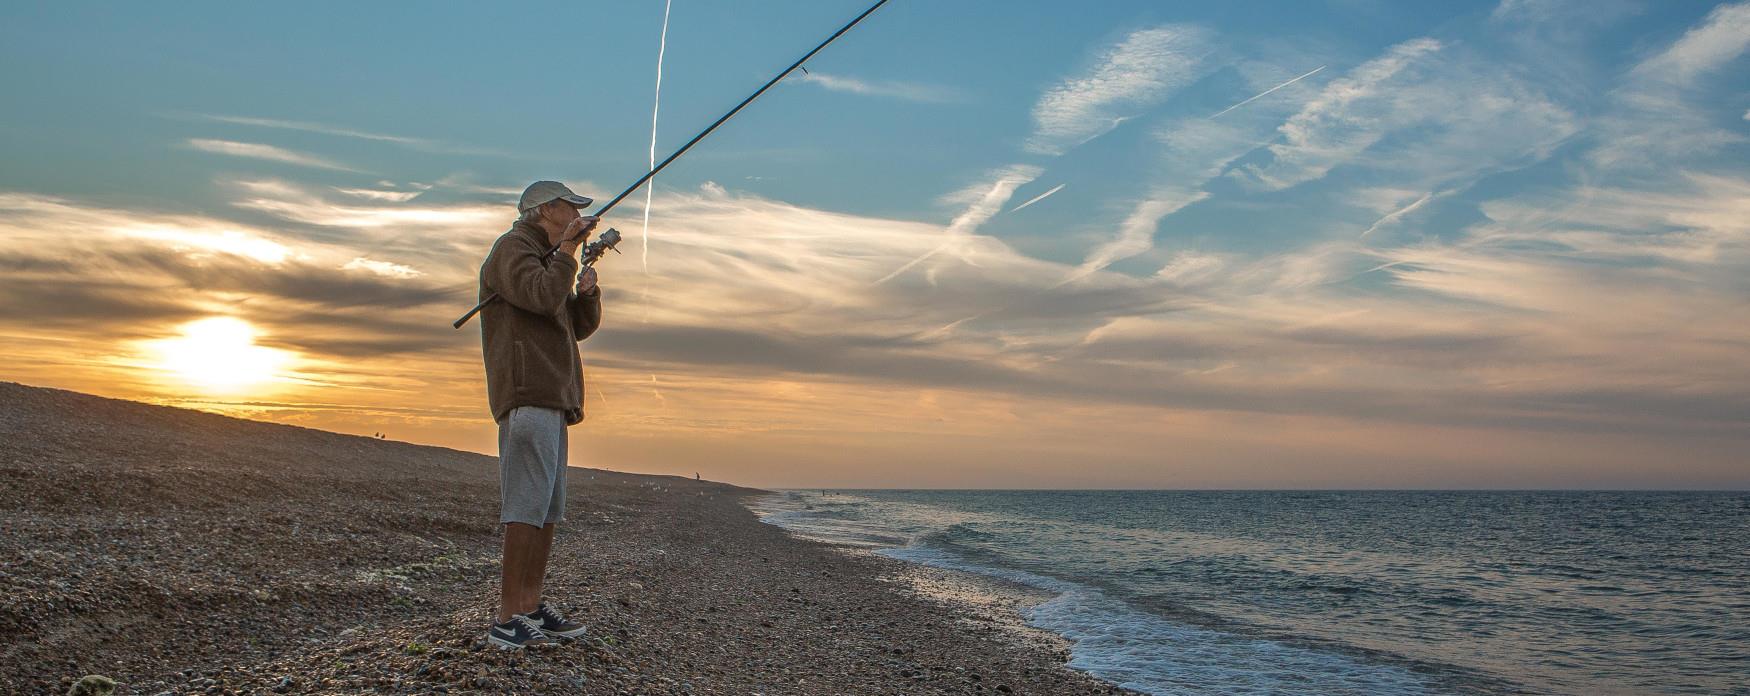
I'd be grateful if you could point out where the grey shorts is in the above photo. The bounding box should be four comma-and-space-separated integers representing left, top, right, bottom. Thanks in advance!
497, 406, 567, 526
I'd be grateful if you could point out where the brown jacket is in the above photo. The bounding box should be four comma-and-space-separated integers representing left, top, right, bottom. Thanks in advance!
478, 220, 603, 425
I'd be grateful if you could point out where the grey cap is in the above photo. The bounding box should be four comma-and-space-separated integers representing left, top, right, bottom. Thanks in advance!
517, 180, 594, 213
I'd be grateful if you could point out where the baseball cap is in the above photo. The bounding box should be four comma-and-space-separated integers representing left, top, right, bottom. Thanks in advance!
517, 181, 594, 213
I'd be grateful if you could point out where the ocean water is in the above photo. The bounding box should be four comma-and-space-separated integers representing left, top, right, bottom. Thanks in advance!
751, 490, 1750, 695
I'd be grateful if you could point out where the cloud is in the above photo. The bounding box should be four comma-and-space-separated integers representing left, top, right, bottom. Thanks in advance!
1489, 0, 1634, 25
873, 165, 1041, 285
1028, 25, 1212, 155
1229, 35, 1578, 232
0, 192, 297, 265
184, 139, 358, 172
1466, 173, 1750, 267
343, 257, 423, 279
192, 114, 423, 144
180, 112, 517, 158
230, 179, 503, 233
0, 191, 464, 332
7, 94, 1750, 458
335, 187, 423, 203
1062, 192, 1207, 285
1153, 250, 1228, 284
1064, 112, 1287, 279
1590, 2, 1750, 169
1627, 2, 1750, 86
794, 72, 961, 103
1236, 38, 1444, 190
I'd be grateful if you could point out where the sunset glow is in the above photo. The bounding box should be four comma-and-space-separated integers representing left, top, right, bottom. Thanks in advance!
0, 1, 1746, 489
144, 317, 293, 394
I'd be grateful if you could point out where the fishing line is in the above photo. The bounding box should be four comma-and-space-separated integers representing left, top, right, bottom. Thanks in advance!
453, 0, 891, 329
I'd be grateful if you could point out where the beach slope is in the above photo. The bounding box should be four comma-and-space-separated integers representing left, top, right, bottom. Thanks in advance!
0, 382, 1126, 695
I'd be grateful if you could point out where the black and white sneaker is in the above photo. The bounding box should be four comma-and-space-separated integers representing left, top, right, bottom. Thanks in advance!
486, 615, 554, 650
527, 603, 588, 639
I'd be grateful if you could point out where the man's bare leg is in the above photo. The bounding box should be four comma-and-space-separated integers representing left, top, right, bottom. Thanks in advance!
524, 523, 557, 612
498, 522, 542, 623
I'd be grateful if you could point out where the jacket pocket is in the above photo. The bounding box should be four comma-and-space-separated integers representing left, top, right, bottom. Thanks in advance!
513, 340, 527, 391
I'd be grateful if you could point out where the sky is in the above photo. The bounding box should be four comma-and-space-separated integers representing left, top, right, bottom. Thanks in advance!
1, 1, 1747, 489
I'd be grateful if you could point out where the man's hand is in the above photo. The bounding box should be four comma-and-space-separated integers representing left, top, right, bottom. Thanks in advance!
558, 215, 600, 256
576, 265, 599, 296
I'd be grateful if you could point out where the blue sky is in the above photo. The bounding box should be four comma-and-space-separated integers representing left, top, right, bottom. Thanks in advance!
2, 1, 1747, 488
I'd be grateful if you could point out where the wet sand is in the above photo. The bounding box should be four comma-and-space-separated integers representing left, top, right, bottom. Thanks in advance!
0, 382, 1132, 695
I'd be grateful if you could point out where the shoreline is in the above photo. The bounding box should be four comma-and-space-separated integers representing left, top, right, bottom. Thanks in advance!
744, 493, 1078, 660
743, 493, 1162, 696
1, 382, 1131, 695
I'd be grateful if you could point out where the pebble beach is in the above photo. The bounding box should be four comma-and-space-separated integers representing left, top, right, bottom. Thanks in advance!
0, 382, 1133, 695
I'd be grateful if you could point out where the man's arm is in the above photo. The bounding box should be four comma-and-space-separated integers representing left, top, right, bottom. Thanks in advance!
483, 236, 577, 316
569, 287, 602, 341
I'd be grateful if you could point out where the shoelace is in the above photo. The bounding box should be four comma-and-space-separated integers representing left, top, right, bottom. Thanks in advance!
515, 614, 551, 637
535, 605, 567, 625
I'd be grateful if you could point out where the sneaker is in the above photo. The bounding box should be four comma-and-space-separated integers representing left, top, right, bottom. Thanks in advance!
486, 615, 554, 650
527, 603, 588, 639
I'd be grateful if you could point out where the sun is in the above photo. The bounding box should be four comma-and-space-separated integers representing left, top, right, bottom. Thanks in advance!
146, 317, 293, 393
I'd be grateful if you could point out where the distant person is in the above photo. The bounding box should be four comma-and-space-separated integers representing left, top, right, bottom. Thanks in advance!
475, 181, 604, 649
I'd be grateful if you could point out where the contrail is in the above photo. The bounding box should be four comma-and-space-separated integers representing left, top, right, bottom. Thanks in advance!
638, 0, 671, 325
1359, 191, 1434, 239
641, 0, 672, 274
872, 167, 1040, 286
587, 365, 609, 406
1209, 65, 1324, 119
1010, 183, 1066, 213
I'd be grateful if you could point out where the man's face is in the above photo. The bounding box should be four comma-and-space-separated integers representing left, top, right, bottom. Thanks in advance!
544, 200, 582, 226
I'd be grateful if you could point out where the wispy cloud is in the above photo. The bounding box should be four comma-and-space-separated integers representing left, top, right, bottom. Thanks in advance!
179, 112, 518, 158
231, 179, 502, 232
0, 192, 298, 266
1627, 2, 1750, 85
7, 5, 1750, 487
874, 165, 1041, 285
185, 139, 358, 172
1589, 2, 1750, 169
342, 257, 423, 279
193, 114, 423, 144
1238, 38, 1444, 190
1233, 36, 1577, 207
334, 187, 422, 203
1066, 114, 1283, 277
4, 162, 1749, 479
1489, 0, 1634, 25
794, 72, 961, 103
1028, 25, 1212, 155
1062, 192, 1207, 285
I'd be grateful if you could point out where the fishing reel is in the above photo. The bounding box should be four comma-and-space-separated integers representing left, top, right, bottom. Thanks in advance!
582, 228, 622, 267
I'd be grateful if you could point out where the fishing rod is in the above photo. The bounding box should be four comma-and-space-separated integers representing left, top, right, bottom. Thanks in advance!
454, 0, 891, 329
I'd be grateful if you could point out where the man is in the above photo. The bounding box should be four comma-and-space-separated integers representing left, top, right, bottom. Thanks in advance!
476, 180, 603, 649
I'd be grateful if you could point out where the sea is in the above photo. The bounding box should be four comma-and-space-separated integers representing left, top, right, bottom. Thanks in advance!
750, 490, 1749, 695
